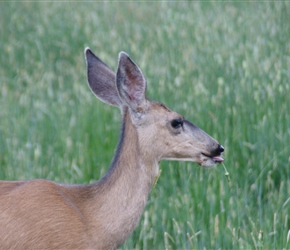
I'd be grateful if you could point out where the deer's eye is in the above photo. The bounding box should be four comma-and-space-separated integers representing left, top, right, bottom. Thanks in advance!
171, 119, 183, 129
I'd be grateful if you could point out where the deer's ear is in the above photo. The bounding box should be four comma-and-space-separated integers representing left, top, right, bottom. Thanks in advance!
85, 48, 122, 107
116, 52, 147, 112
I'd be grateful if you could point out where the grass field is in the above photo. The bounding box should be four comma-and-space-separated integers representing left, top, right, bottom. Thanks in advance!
0, 2, 289, 249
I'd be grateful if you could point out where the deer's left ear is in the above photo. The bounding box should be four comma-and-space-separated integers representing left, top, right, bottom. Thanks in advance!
85, 48, 123, 107
116, 52, 147, 112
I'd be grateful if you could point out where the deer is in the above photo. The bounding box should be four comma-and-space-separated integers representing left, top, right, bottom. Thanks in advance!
0, 48, 224, 249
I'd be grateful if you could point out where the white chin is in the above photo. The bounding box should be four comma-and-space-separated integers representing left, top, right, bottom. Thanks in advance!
200, 159, 217, 168
163, 157, 217, 168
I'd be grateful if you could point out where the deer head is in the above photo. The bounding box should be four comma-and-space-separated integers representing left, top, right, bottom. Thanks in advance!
86, 49, 224, 169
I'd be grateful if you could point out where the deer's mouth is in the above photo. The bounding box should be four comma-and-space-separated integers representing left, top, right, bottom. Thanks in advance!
211, 155, 224, 163
201, 153, 224, 167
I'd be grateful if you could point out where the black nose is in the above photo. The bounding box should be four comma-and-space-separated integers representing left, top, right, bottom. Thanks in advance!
218, 144, 224, 153
211, 144, 224, 156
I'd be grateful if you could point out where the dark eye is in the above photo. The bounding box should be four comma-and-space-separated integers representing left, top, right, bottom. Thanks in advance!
171, 119, 183, 129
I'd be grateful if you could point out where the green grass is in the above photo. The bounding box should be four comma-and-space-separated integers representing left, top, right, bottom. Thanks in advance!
0, 2, 289, 249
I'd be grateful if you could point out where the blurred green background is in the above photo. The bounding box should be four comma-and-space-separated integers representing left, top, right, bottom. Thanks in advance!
0, 2, 289, 249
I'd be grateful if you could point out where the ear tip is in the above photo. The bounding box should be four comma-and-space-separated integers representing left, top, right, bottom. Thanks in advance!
118, 51, 129, 60
85, 47, 93, 57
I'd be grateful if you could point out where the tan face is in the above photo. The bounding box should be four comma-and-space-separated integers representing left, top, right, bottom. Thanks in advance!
136, 101, 224, 167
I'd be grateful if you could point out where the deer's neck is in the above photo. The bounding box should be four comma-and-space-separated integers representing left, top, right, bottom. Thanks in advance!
100, 108, 157, 187
87, 109, 157, 248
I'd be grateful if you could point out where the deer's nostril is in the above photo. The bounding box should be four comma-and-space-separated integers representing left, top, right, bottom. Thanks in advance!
211, 144, 224, 157
219, 145, 224, 153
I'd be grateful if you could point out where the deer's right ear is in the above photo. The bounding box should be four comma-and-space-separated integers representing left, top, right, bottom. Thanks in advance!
85, 48, 122, 107
116, 52, 147, 112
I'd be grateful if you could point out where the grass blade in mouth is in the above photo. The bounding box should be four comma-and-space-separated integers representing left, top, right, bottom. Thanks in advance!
222, 163, 230, 184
